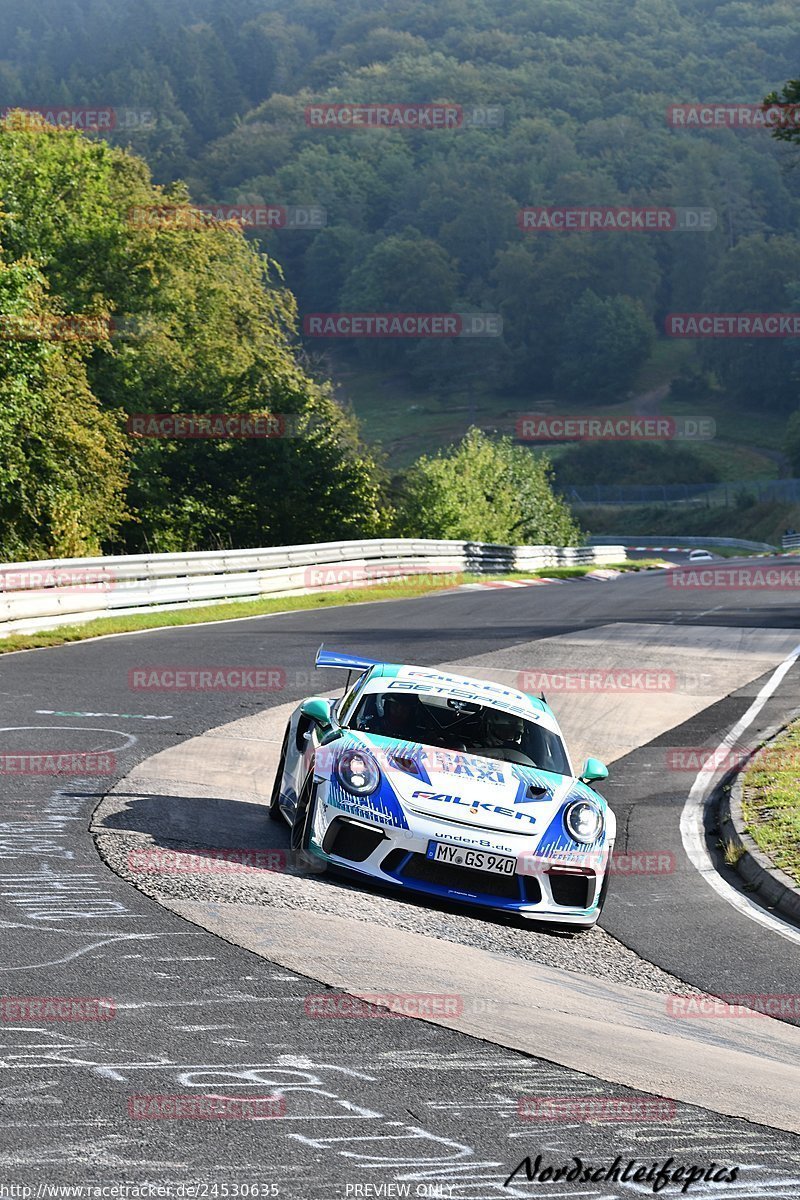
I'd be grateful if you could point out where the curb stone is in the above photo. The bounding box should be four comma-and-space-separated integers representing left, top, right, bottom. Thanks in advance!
719, 733, 800, 926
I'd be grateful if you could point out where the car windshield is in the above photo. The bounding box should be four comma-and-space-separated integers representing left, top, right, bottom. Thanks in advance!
349, 690, 570, 775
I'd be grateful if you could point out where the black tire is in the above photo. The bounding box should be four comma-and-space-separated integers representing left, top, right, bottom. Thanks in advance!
269, 723, 291, 822
290, 773, 315, 852
290, 773, 328, 875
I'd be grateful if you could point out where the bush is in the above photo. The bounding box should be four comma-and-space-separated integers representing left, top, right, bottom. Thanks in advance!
395, 427, 581, 545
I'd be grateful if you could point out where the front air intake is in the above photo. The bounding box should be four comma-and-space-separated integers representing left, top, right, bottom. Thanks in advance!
322, 817, 385, 862
548, 870, 591, 908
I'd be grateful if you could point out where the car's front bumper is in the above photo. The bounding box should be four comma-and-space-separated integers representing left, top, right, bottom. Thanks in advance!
308, 787, 610, 926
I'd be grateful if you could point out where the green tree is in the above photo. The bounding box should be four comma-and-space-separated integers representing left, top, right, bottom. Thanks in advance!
0, 259, 127, 558
339, 229, 461, 370
0, 112, 390, 553
340, 229, 459, 312
698, 235, 800, 410
553, 290, 654, 401
764, 79, 800, 147
300, 225, 366, 312
396, 427, 580, 545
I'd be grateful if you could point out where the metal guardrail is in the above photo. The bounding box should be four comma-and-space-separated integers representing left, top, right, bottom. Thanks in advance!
0, 539, 625, 638
781, 533, 800, 550
589, 535, 778, 552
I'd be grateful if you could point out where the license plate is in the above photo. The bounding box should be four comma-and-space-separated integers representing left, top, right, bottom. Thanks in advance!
426, 840, 516, 876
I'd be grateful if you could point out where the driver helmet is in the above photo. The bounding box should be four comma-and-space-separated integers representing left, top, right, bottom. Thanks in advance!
383, 693, 418, 724
487, 710, 524, 743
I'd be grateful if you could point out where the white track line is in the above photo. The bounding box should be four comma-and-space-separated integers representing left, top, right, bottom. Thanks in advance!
680, 643, 800, 947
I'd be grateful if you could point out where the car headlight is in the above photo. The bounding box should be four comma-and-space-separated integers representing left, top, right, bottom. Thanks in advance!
336, 748, 380, 796
564, 799, 604, 844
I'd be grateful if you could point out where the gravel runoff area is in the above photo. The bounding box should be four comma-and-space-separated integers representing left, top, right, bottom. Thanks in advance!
93, 776, 701, 999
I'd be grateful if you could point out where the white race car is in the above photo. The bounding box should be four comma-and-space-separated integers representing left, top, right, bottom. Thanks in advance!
270, 648, 615, 930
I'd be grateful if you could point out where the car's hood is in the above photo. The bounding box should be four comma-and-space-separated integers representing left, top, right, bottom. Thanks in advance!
324, 732, 608, 850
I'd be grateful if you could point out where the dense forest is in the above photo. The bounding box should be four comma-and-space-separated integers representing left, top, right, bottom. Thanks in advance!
1, 0, 799, 553
2, 0, 799, 400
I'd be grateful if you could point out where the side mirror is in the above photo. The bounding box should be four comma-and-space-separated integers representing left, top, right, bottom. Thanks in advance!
580, 756, 608, 785
300, 697, 343, 745
300, 697, 336, 730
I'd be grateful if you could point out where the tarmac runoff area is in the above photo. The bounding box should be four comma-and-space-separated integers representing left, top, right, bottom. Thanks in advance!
92, 621, 800, 1135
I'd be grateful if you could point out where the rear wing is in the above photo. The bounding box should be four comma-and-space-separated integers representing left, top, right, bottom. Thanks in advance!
315, 645, 380, 673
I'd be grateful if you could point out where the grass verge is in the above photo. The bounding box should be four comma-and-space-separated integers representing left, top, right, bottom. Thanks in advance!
741, 724, 800, 885
503, 560, 665, 579
0, 560, 662, 655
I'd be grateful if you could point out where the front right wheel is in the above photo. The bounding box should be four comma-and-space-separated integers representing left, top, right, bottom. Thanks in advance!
290, 772, 315, 851
269, 723, 291, 822
290, 773, 327, 874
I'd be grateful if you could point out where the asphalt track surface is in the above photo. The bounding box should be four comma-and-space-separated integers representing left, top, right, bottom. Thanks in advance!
1, 560, 800, 1196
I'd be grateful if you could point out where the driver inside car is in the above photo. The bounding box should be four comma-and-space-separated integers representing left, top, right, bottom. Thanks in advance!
382, 693, 423, 740
485, 709, 525, 751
